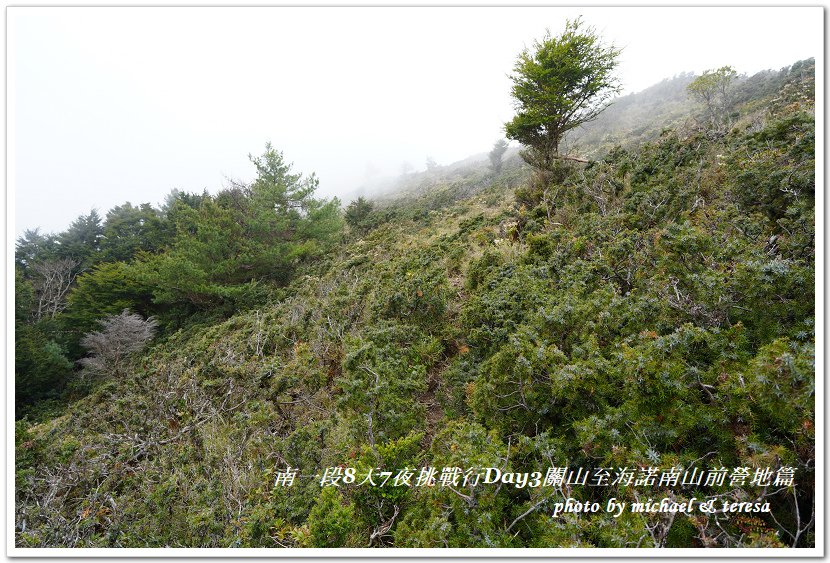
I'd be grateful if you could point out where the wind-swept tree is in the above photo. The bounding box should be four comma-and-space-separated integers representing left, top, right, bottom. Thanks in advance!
488, 139, 509, 173
687, 65, 738, 132
505, 18, 621, 172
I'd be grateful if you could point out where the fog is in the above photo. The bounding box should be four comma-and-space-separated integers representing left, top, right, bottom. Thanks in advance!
9, 6, 822, 236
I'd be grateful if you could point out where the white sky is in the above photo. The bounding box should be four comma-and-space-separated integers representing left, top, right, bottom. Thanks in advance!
9, 6, 823, 236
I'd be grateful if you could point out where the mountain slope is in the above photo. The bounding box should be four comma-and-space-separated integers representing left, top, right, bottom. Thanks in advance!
16, 59, 815, 549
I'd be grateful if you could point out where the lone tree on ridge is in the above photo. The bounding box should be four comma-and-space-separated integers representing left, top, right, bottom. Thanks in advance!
505, 18, 621, 173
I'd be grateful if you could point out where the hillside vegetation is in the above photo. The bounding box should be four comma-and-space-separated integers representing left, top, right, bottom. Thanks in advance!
15, 59, 815, 548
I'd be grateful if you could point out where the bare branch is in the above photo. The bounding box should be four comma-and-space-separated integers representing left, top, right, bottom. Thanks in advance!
79, 310, 158, 377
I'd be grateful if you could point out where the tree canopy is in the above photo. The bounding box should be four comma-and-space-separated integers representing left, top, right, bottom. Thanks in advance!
687, 66, 738, 132
139, 144, 343, 316
505, 18, 621, 171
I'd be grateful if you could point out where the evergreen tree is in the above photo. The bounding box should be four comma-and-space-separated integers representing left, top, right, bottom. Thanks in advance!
56, 210, 103, 267
100, 203, 170, 263
488, 139, 509, 173
505, 18, 621, 171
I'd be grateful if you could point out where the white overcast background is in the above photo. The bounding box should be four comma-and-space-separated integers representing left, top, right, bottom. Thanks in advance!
9, 6, 823, 236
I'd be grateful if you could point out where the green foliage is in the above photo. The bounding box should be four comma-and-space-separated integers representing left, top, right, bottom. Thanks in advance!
687, 66, 738, 131
726, 338, 814, 444
55, 210, 104, 267
461, 263, 549, 355
465, 249, 504, 291
139, 144, 343, 314
14, 60, 814, 549
63, 262, 155, 351
15, 327, 73, 412
307, 488, 357, 547
15, 267, 34, 321
99, 203, 171, 263
346, 431, 423, 543
372, 253, 451, 331
395, 421, 516, 547
729, 112, 814, 221
344, 197, 376, 234
339, 322, 438, 444
505, 18, 621, 170
15, 269, 73, 412
15, 229, 59, 270
245, 145, 343, 277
